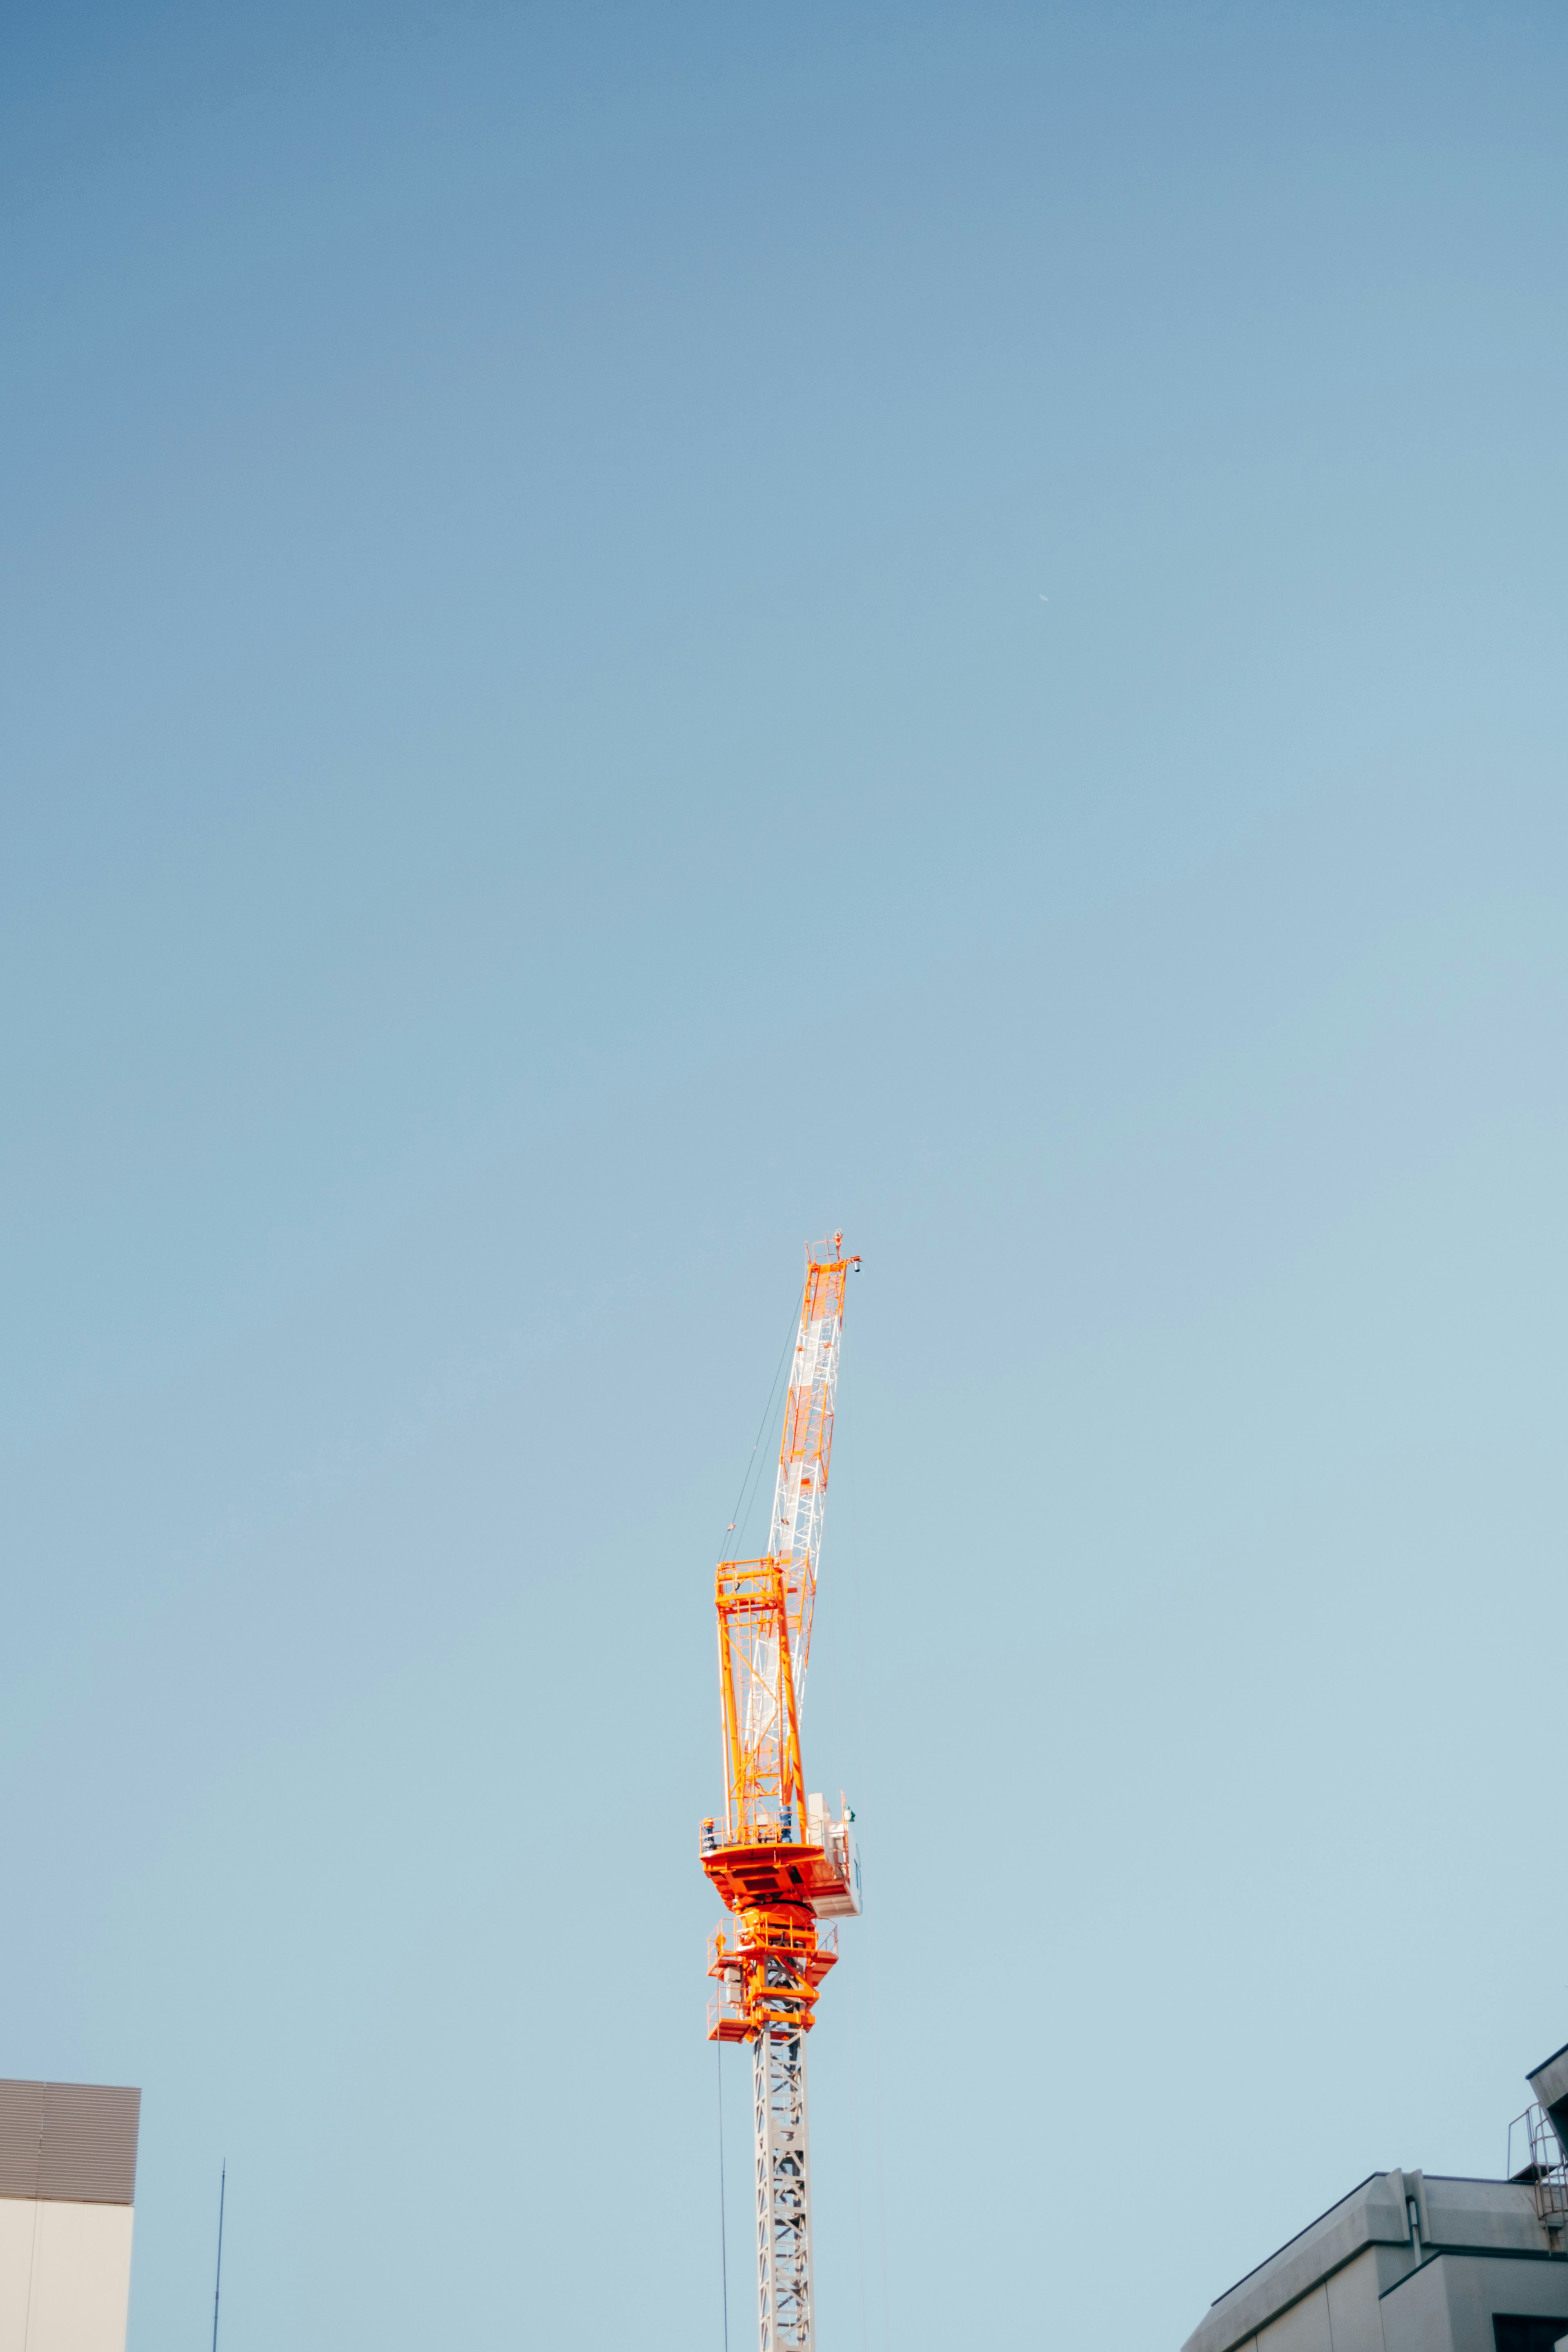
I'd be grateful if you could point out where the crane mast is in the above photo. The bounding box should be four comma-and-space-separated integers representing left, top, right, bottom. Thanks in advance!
701, 1236, 863, 2352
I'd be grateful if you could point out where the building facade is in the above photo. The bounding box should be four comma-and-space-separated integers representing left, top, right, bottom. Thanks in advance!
0, 2081, 140, 2352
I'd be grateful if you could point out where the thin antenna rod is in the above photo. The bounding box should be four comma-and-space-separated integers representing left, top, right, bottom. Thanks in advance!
211, 2161, 226, 2352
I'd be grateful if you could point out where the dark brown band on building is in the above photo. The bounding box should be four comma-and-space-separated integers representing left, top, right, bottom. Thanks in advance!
0, 2080, 140, 2205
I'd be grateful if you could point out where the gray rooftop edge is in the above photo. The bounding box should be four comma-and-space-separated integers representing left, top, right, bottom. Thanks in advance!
1529, 2045, 1568, 2123
1181, 2174, 1557, 2352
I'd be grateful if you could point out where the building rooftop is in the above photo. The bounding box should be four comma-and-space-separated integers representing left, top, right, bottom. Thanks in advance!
1181, 2048, 1568, 2352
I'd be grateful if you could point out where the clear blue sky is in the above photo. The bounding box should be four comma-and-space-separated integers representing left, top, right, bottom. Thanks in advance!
4, 4, 1566, 2345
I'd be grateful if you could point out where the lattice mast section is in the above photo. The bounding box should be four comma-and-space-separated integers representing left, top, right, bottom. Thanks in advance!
754, 2031, 813, 2352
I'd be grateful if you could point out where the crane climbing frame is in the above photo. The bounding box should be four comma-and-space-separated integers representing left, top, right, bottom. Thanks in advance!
699, 1235, 863, 2352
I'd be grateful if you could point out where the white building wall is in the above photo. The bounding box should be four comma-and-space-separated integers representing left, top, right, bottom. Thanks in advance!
1324, 2248, 1392, 2352
1256, 2281, 1333, 2352
0, 2201, 134, 2352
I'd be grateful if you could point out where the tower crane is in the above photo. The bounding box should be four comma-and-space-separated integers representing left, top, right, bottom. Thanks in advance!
700, 1234, 863, 2352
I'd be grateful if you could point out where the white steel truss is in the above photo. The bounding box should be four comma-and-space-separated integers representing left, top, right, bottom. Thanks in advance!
766, 1272, 844, 1704
753, 2028, 813, 2351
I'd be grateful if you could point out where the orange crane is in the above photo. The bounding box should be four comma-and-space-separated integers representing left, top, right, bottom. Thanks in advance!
700, 1234, 862, 2352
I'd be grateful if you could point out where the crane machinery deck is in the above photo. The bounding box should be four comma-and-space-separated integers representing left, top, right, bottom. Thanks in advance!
699, 1234, 863, 2352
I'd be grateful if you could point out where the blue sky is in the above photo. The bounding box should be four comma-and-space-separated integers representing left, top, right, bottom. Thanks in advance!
4, 3, 1567, 2346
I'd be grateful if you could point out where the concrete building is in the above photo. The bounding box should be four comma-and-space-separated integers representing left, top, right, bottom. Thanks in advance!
0, 2080, 140, 2352
1183, 2046, 1568, 2352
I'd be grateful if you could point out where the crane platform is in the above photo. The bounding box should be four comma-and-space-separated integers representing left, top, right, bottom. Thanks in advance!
700, 1818, 861, 1920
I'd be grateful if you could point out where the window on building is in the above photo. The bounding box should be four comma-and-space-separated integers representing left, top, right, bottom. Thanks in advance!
1492, 2316, 1568, 2352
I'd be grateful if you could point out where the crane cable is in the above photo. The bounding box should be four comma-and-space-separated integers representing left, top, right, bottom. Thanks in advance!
719, 1286, 801, 1558
717, 2039, 731, 2352
844, 1425, 893, 2352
